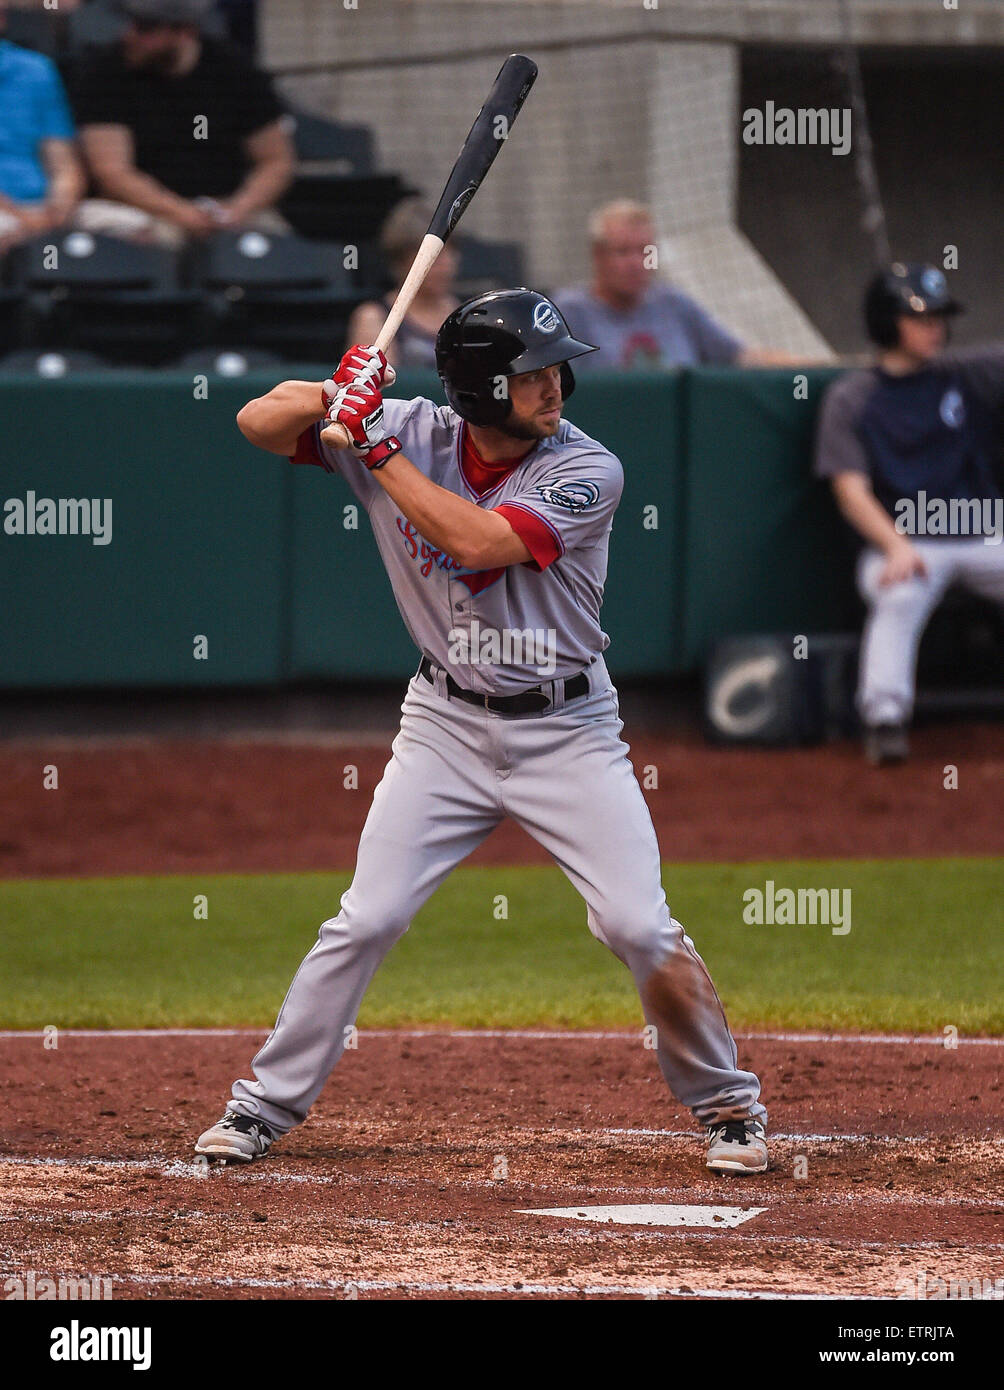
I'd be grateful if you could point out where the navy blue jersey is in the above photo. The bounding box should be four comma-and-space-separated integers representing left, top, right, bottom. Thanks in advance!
814, 346, 1004, 524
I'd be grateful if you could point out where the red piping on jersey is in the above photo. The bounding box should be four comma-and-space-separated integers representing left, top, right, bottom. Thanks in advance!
456, 422, 534, 501
492, 500, 561, 564
289, 420, 332, 472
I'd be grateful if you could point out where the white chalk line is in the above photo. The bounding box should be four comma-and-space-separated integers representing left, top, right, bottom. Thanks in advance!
5, 1208, 1001, 1259
0, 1027, 1000, 1045
5, 1153, 1003, 1228
603, 1128, 937, 1144
2, 1168, 996, 1215
0, 1267, 872, 1300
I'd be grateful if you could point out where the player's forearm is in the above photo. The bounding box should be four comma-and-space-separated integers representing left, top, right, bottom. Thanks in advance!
832, 473, 906, 552
237, 380, 326, 456
372, 452, 512, 569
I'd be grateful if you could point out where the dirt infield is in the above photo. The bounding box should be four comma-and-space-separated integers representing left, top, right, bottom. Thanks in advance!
1, 1030, 1001, 1301
3, 721, 1001, 1300
3, 719, 1004, 878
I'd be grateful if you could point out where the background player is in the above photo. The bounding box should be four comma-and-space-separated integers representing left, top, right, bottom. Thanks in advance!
815, 264, 1004, 765
195, 289, 768, 1175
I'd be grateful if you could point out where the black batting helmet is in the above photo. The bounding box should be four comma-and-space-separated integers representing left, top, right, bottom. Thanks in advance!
435, 288, 597, 427
864, 262, 963, 348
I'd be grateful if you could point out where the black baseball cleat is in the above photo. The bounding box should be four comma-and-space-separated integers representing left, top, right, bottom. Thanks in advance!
706, 1117, 768, 1174
864, 723, 909, 766
194, 1111, 275, 1164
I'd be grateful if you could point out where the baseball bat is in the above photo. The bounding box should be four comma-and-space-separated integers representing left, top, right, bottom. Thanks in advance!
320, 52, 538, 447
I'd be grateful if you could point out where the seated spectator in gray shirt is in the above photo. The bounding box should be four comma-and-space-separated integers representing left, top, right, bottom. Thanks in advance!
553, 200, 793, 370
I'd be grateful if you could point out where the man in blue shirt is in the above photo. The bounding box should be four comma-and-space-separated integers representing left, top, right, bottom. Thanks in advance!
553, 200, 796, 370
815, 264, 1004, 764
0, 0, 83, 252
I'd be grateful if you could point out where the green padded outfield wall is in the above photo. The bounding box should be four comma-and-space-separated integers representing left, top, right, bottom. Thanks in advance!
0, 367, 852, 690
559, 369, 688, 677
0, 373, 288, 687
680, 366, 855, 668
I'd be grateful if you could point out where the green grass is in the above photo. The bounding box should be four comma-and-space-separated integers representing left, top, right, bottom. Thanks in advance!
0, 859, 1001, 1032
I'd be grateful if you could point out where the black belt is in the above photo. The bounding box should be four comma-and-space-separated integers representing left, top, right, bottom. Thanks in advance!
419, 655, 589, 715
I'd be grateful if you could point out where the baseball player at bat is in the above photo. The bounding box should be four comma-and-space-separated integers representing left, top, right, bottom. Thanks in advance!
196, 289, 767, 1175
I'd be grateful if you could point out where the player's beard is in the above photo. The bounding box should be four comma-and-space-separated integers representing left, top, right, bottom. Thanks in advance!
497, 408, 561, 442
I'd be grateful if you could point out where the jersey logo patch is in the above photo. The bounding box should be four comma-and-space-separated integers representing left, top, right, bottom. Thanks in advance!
939, 388, 965, 429
535, 479, 600, 513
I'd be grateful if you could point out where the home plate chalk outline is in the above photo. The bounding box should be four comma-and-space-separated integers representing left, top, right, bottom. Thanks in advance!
518, 1204, 767, 1228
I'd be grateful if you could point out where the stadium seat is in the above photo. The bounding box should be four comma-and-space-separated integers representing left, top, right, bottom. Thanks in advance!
0, 287, 25, 356
192, 230, 339, 293
10, 231, 203, 367
287, 107, 376, 175
189, 230, 377, 359
281, 172, 416, 246
456, 236, 525, 297
172, 347, 283, 377
279, 103, 412, 246
0, 348, 119, 376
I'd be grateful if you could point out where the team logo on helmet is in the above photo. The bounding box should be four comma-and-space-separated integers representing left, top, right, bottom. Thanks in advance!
535, 479, 600, 513
532, 300, 561, 334
920, 267, 947, 298
940, 388, 965, 429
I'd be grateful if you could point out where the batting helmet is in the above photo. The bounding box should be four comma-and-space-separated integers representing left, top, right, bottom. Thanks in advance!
864, 262, 963, 348
435, 288, 597, 427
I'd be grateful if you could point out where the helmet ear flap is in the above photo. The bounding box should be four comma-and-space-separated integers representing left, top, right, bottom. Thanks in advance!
560, 361, 575, 400
440, 376, 513, 428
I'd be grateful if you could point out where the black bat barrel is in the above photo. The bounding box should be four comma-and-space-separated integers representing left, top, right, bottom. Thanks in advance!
427, 54, 538, 243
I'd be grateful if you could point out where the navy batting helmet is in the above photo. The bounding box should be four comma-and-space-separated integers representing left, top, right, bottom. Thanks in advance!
864, 263, 963, 348
435, 288, 597, 427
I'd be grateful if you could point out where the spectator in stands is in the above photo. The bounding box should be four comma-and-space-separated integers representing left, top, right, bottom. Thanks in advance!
553, 199, 796, 370
815, 263, 1004, 765
0, 0, 84, 252
70, 0, 294, 248
346, 198, 461, 369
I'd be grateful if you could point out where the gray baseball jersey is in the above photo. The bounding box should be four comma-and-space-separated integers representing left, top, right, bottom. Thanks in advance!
225, 391, 765, 1146
294, 396, 623, 692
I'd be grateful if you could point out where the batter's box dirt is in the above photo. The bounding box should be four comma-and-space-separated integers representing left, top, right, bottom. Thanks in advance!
1, 1033, 1001, 1300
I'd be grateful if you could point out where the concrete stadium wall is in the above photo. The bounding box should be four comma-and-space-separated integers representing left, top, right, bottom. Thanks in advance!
260, 1, 1002, 356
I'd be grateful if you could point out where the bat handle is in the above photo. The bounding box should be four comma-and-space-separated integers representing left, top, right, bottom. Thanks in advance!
319, 234, 446, 448
318, 419, 352, 448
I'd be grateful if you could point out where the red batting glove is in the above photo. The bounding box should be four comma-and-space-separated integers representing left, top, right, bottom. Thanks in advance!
326, 379, 403, 470
322, 345, 396, 417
